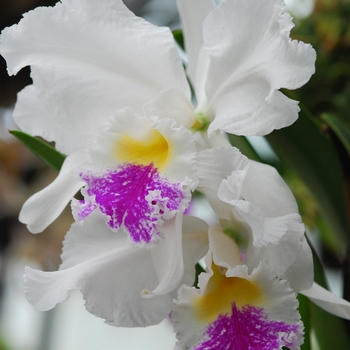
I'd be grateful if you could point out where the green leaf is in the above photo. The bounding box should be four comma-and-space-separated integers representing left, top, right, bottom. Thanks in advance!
172, 29, 185, 51
10, 130, 65, 172
321, 113, 350, 156
310, 301, 350, 350
298, 293, 311, 350
266, 111, 348, 256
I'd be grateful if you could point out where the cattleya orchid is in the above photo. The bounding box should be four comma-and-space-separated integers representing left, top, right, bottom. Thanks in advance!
153, 0, 316, 136
0, 0, 316, 141
173, 148, 350, 349
195, 145, 350, 302
0, 0, 194, 234
15, 106, 197, 246
195, 147, 309, 287
39, 107, 197, 244
0, 0, 315, 238
173, 226, 304, 350
173, 227, 350, 350
18, 105, 199, 318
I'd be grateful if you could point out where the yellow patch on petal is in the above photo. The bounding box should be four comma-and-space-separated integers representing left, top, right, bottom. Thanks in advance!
113, 129, 171, 171
194, 263, 265, 324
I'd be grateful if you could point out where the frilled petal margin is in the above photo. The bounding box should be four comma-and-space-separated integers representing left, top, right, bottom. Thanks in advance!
195, 147, 249, 221
24, 211, 209, 327
238, 160, 300, 217
0, 0, 190, 135
207, 79, 301, 136
234, 202, 305, 279
198, 0, 316, 136
196, 147, 305, 280
19, 149, 87, 233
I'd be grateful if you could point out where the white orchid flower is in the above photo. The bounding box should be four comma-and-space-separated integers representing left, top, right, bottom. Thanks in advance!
0, 0, 193, 143
189, 147, 350, 349
196, 147, 309, 285
173, 225, 304, 350
0, 0, 199, 235
0, 0, 316, 144
0, 0, 316, 233
159, 0, 316, 136
18, 105, 200, 318
24, 211, 209, 327
20, 107, 197, 247
173, 223, 350, 349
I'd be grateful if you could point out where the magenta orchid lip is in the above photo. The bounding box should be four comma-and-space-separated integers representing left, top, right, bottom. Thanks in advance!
195, 304, 301, 350
77, 163, 187, 244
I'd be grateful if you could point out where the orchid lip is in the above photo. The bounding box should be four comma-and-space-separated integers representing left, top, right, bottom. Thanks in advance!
195, 303, 301, 350
75, 162, 188, 244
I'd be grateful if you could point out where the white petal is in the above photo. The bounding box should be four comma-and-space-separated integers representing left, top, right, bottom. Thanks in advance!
173, 286, 203, 349
282, 237, 314, 292
147, 214, 209, 298
209, 224, 243, 270
24, 268, 73, 312
301, 282, 350, 320
245, 213, 305, 277
14, 85, 84, 154
224, 200, 265, 243
146, 215, 184, 297
193, 46, 211, 108
19, 148, 87, 233
144, 87, 196, 129
217, 159, 305, 278
193, 129, 231, 152
25, 211, 173, 327
202, 0, 316, 135
181, 215, 209, 288
195, 147, 249, 220
0, 0, 190, 135
207, 80, 300, 136
217, 155, 298, 219
217, 169, 249, 205
176, 0, 214, 85
241, 161, 299, 217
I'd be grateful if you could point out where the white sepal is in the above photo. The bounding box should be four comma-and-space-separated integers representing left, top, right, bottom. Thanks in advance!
19, 148, 87, 233
301, 282, 350, 320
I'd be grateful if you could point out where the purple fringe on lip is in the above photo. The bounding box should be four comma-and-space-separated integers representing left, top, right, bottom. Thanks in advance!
79, 163, 186, 244
195, 303, 301, 350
